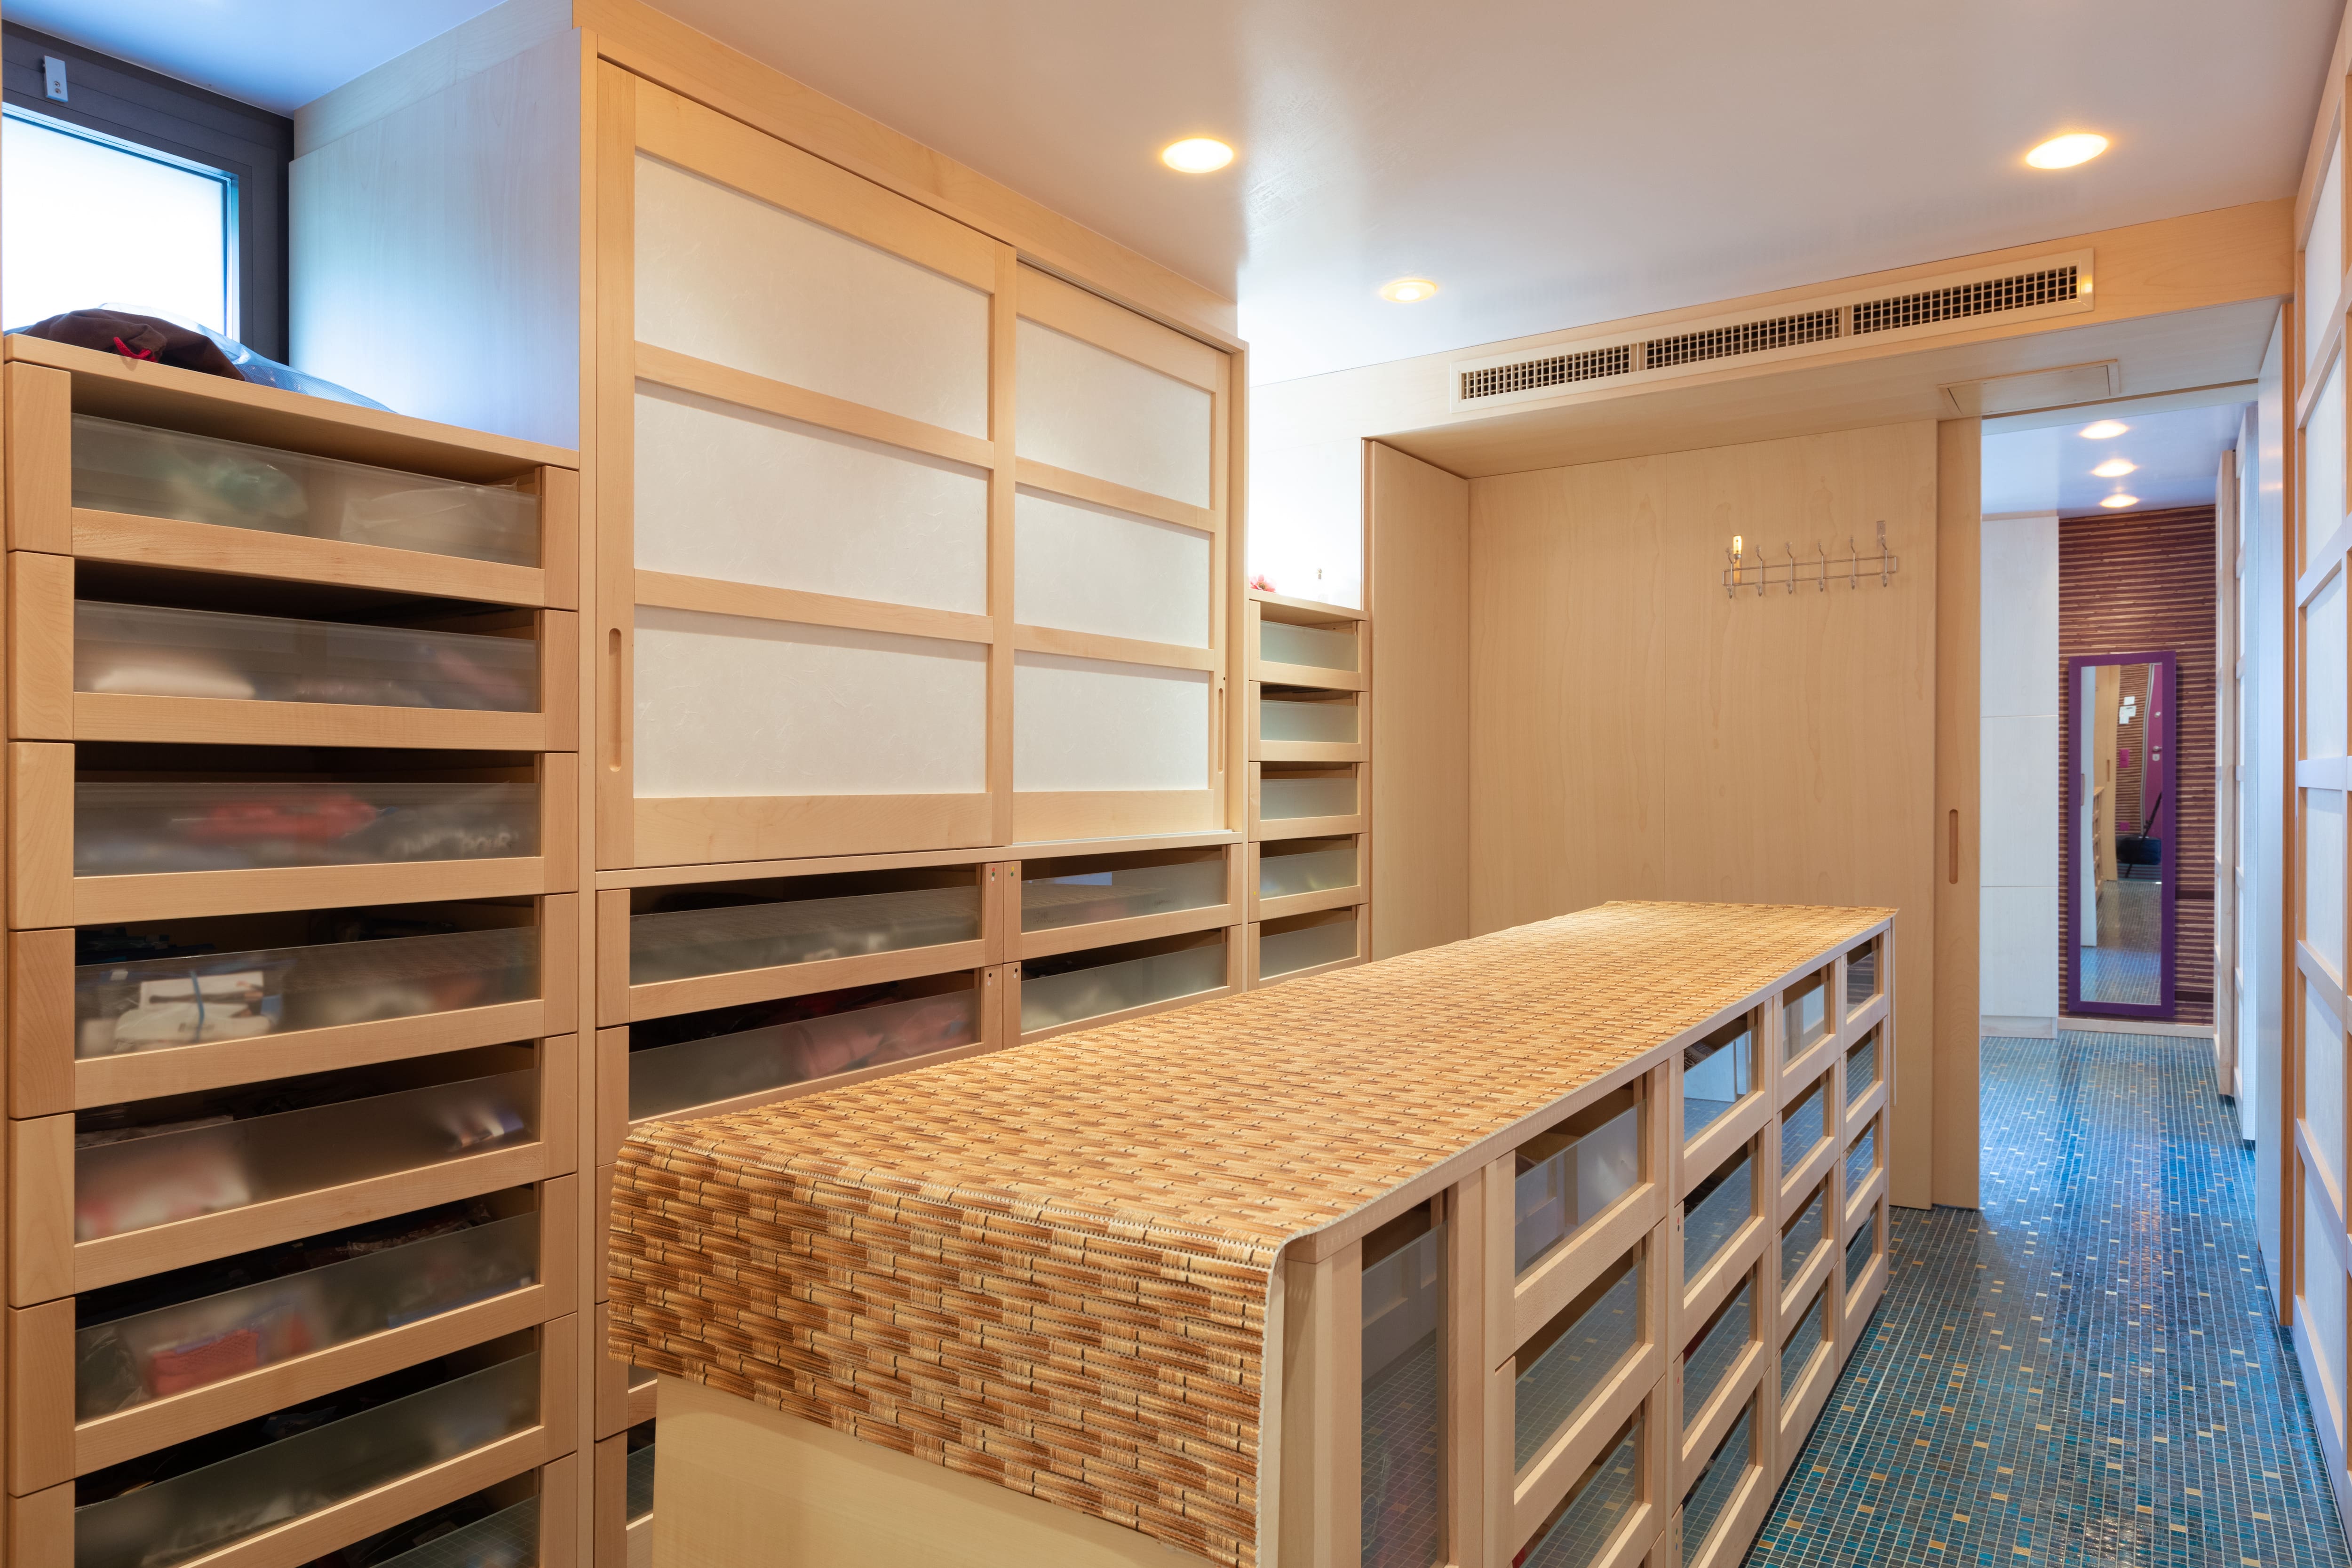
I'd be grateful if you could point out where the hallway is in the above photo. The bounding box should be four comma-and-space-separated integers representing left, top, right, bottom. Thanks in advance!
1748, 1033, 2344, 1566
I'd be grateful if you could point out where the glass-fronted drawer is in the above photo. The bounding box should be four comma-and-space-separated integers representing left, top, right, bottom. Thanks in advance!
1846, 1210, 1879, 1291
1362, 1204, 1446, 1568
1780, 1284, 1829, 1401
1678, 1401, 1752, 1564
1845, 1028, 1879, 1106
630, 980, 979, 1120
1258, 619, 1358, 673
1513, 1086, 1641, 1277
75, 600, 539, 712
630, 873, 979, 987
1844, 935, 1882, 1013
1019, 849, 1225, 933
1682, 1014, 1753, 1143
1783, 967, 1829, 1061
1514, 1410, 1641, 1568
1780, 1074, 1828, 1178
74, 1060, 537, 1242
1020, 934, 1224, 1034
1681, 1277, 1753, 1426
371, 1492, 539, 1568
1779, 1180, 1827, 1293
1845, 1120, 1879, 1194
1257, 837, 1358, 901
1514, 1245, 1642, 1472
1258, 768, 1358, 820
1259, 910, 1358, 979
74, 1197, 537, 1418
627, 1421, 656, 1523
72, 1344, 540, 1568
71, 414, 539, 566
1683, 1146, 1752, 1283
74, 921, 538, 1059
1259, 693, 1358, 744
76, 780, 538, 876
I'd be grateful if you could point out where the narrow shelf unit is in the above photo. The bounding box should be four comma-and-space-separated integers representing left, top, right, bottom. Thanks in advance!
1246, 589, 1373, 987
1, 337, 584, 1567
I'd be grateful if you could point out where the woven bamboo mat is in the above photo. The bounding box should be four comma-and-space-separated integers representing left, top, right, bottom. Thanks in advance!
608, 899, 1887, 1566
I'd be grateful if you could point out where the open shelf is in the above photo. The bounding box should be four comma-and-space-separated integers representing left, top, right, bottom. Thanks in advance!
1249, 597, 1366, 692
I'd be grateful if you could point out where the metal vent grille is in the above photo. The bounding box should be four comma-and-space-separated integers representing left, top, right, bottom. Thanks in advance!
1851, 264, 2079, 335
1645, 307, 1842, 370
1459, 342, 1633, 401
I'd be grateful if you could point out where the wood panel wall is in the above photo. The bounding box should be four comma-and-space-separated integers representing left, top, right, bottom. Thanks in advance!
2056, 504, 2219, 1024
1465, 421, 1943, 1207
1367, 442, 1470, 959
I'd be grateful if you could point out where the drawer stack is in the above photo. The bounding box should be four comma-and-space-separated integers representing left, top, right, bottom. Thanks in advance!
2, 337, 584, 1567
1247, 590, 1371, 985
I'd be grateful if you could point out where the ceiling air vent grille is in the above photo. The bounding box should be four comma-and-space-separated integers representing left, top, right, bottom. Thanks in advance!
1645, 307, 1841, 370
1851, 264, 2079, 335
1459, 342, 1633, 401
1446, 248, 2092, 412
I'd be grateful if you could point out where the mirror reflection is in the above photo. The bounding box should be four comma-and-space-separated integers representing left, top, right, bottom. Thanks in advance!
2074, 657, 2170, 1010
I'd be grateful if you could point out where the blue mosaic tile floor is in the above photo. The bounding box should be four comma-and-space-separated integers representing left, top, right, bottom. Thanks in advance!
1749, 1031, 2347, 1567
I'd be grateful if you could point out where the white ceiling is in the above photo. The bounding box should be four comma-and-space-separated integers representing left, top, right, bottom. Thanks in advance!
13, 0, 2339, 387
1981, 403, 2245, 516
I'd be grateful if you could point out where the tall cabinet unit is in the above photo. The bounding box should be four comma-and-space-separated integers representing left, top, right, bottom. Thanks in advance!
2293, 43, 2352, 1543
1, 339, 584, 1565
1248, 590, 1372, 986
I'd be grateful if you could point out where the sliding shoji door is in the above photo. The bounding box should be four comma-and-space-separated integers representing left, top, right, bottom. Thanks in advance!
2295, 78, 2351, 1516
594, 68, 1231, 867
1009, 266, 1230, 842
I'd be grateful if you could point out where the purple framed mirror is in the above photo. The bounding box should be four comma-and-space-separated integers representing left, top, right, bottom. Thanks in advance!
2064, 650, 2178, 1019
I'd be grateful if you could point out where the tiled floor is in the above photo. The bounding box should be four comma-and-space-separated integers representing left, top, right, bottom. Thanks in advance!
2080, 879, 2163, 1007
1749, 1031, 2348, 1567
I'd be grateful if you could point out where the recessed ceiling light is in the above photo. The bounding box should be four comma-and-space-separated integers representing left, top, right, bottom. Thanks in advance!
1160, 137, 1233, 173
2027, 133, 2109, 169
2099, 493, 2140, 509
1380, 277, 1439, 303
2092, 458, 2137, 478
2078, 419, 2130, 439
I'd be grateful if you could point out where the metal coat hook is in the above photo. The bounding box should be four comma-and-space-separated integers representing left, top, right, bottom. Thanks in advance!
1717, 521, 1900, 599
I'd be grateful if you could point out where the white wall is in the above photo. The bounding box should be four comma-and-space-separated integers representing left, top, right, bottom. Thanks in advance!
1981, 511, 2061, 1022
1248, 434, 1365, 608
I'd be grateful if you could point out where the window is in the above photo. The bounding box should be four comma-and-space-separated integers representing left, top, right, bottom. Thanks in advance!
2, 107, 234, 336
1, 22, 290, 356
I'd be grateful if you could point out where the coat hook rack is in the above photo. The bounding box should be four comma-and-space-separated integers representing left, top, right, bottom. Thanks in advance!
1724, 520, 1899, 598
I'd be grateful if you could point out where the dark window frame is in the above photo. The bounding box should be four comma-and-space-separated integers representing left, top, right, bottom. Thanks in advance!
1, 22, 292, 359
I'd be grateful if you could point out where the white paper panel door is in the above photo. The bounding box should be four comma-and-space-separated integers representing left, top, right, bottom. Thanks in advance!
2310, 987, 2347, 1196
2307, 362, 2345, 573
1016, 318, 1213, 506
635, 384, 988, 613
1013, 488, 1212, 647
634, 605, 986, 797
1013, 653, 1211, 791
2304, 1183, 2348, 1414
635, 154, 989, 437
2310, 146, 2343, 375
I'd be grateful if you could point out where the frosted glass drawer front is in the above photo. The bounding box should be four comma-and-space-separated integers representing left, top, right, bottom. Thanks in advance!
1013, 488, 1210, 646
630, 885, 980, 985
1780, 1183, 1826, 1291
381, 1496, 537, 1568
1259, 620, 1359, 673
1016, 318, 1212, 506
1513, 1101, 1640, 1275
76, 600, 540, 712
1258, 839, 1358, 899
1846, 1030, 1879, 1106
1012, 653, 1209, 792
2308, 362, 2346, 573
1784, 968, 1829, 1059
1019, 942, 1224, 1033
74, 1068, 536, 1242
635, 606, 986, 797
1260, 773, 1358, 820
628, 1438, 658, 1520
1260, 697, 1358, 744
75, 1210, 537, 1418
2311, 791, 2346, 978
1682, 1280, 1752, 1425
76, 925, 538, 1059
1361, 1213, 1445, 1568
630, 988, 977, 1118
70, 416, 538, 566
1680, 1403, 1752, 1564
634, 155, 988, 437
1781, 1078, 1828, 1176
1514, 1251, 1641, 1472
1684, 1148, 1752, 1281
1517, 1413, 1640, 1568
2311, 147, 2343, 373
1020, 855, 1225, 931
1845, 938, 1881, 1010
1260, 914, 1357, 978
75, 782, 538, 876
1683, 1017, 1752, 1141
73, 1349, 540, 1568
2314, 572, 2348, 760
1845, 1122, 1879, 1192
1844, 1215, 1876, 1290
634, 385, 987, 613
2309, 988, 2345, 1184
